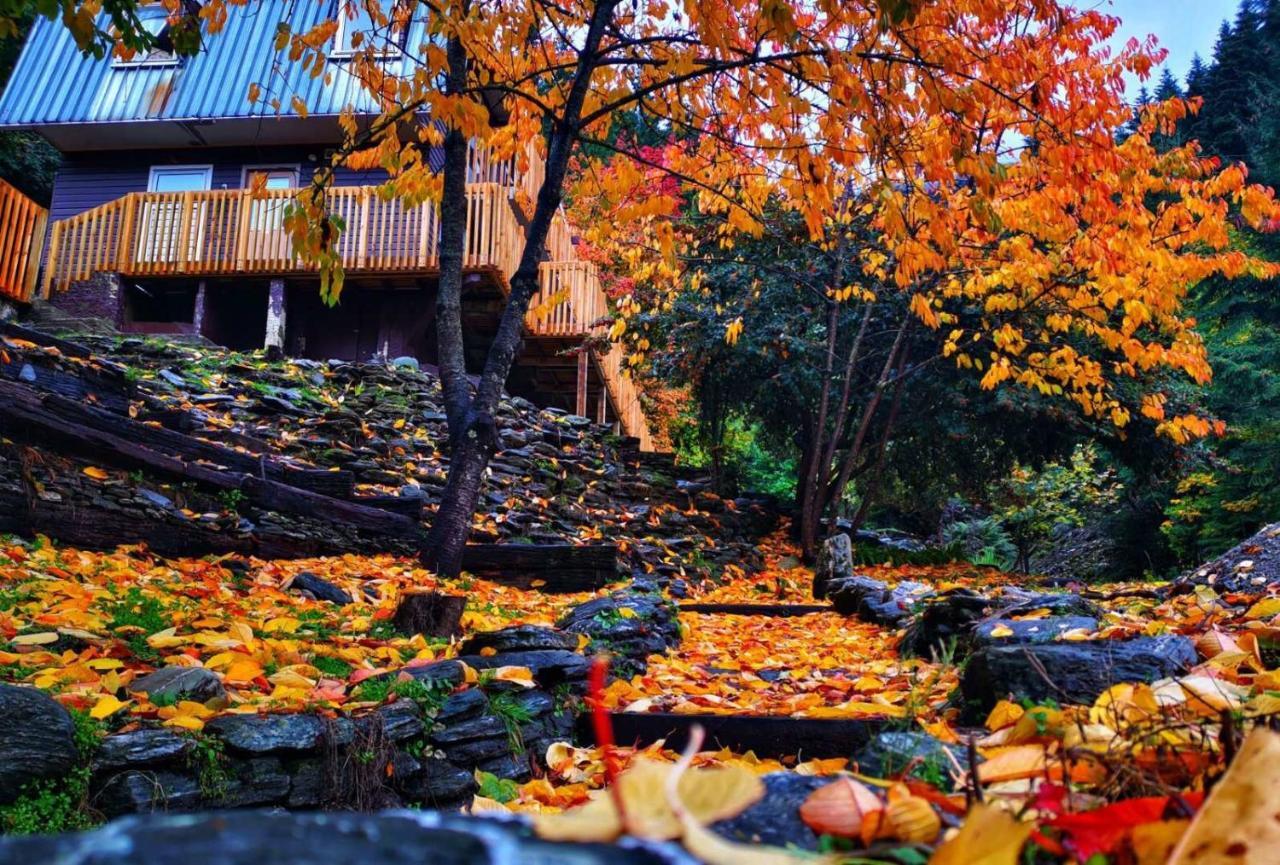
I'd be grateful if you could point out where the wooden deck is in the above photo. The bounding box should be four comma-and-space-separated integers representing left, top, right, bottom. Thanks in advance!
0, 179, 48, 303
38, 150, 652, 450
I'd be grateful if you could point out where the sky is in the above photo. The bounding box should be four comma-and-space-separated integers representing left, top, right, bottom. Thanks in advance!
1105, 0, 1241, 90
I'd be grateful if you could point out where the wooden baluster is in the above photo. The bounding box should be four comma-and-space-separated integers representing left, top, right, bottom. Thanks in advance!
21, 209, 47, 302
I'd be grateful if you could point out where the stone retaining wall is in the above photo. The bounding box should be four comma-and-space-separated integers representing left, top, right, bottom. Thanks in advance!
2, 608, 683, 825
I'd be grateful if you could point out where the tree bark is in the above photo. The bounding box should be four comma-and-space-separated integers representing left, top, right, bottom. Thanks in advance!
393, 591, 466, 639
423, 0, 621, 577
849, 348, 909, 533
797, 302, 839, 561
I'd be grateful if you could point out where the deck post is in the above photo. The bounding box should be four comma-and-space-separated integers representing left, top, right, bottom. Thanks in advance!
576, 349, 588, 416
597, 383, 607, 424
264, 278, 286, 356
192, 281, 207, 337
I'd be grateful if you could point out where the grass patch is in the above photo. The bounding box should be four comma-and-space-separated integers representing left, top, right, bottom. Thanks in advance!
312, 656, 354, 679
487, 691, 535, 755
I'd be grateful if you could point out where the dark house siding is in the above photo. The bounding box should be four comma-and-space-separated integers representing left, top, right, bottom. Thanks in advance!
49, 145, 393, 224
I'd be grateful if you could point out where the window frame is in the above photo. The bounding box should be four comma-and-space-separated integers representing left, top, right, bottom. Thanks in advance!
111, 10, 182, 69
240, 164, 302, 190
147, 164, 214, 193
330, 0, 405, 59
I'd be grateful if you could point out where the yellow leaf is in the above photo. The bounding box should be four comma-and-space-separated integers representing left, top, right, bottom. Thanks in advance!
82, 466, 110, 480
10, 632, 58, 646
224, 659, 264, 683
1246, 598, 1280, 620
928, 804, 1032, 865
490, 666, 537, 688
988, 624, 1014, 638
1167, 728, 1280, 863
1132, 821, 1189, 865
534, 758, 764, 843
975, 745, 1050, 784
985, 700, 1025, 731
90, 694, 129, 719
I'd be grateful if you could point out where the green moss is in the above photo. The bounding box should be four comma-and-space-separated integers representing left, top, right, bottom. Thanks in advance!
311, 656, 353, 679
0, 710, 104, 835
183, 731, 230, 800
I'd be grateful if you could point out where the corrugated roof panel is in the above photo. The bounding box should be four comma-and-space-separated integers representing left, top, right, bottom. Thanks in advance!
0, 2, 430, 126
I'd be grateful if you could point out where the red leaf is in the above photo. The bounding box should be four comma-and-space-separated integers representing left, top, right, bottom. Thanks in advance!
1048, 793, 1205, 859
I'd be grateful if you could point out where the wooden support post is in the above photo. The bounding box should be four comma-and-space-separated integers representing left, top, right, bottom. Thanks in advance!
597, 384, 607, 425
264, 278, 286, 356
576, 349, 588, 416
192, 281, 207, 337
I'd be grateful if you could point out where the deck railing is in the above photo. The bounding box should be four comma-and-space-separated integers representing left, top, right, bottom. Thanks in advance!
533, 258, 652, 451
0, 179, 48, 303
41, 150, 652, 448
43, 182, 523, 292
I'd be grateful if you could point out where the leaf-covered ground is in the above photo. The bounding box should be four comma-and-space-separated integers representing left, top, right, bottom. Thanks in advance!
5, 519, 1280, 862
0, 540, 596, 725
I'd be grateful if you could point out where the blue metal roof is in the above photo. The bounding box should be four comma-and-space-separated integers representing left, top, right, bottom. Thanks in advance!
0, 2, 431, 127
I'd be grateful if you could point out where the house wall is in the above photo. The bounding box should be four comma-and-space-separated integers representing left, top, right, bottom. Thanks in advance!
49, 145, 391, 225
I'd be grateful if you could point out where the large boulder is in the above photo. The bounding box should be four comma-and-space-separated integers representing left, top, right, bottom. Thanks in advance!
558, 589, 679, 678
1176, 522, 1280, 595
459, 625, 578, 656
960, 636, 1198, 719
828, 576, 933, 626
0, 811, 698, 865
711, 773, 830, 850
0, 684, 79, 804
971, 616, 1099, 648
813, 533, 854, 600
900, 590, 1101, 659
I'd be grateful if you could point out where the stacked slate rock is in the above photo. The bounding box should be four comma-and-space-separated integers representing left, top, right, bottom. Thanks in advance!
0, 626, 594, 820
1174, 521, 1280, 595
0, 332, 777, 585
557, 581, 682, 678
866, 587, 1200, 721
0, 811, 699, 865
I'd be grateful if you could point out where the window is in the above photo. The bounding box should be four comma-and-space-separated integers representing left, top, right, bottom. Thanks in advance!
332, 0, 402, 57
148, 165, 213, 193
242, 166, 298, 261
138, 166, 212, 263
112, 9, 180, 67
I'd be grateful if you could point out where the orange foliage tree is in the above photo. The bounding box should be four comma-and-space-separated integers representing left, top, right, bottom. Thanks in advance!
570, 16, 1280, 557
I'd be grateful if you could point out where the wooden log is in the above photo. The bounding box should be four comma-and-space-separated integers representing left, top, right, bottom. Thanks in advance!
677, 603, 834, 617
9, 385, 354, 499
459, 543, 620, 592
0, 321, 94, 358
588, 712, 885, 760
0, 357, 133, 414
392, 591, 466, 638
0, 388, 422, 540
0, 484, 395, 560
354, 494, 425, 520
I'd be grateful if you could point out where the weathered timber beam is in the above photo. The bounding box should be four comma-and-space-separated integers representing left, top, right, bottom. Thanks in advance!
0, 388, 421, 539
460, 543, 620, 591
588, 712, 885, 760
9, 383, 355, 498
677, 603, 833, 617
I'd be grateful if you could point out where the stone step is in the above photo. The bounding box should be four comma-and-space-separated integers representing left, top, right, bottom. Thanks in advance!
588, 711, 886, 759
677, 603, 833, 617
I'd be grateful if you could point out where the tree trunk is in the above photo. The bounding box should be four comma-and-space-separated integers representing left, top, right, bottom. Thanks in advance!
393, 591, 466, 639
421, 0, 621, 577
